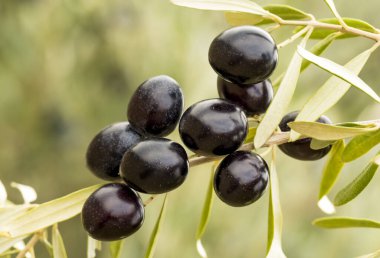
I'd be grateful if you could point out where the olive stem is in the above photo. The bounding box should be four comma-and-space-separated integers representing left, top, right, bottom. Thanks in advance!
16, 231, 43, 258
143, 195, 157, 207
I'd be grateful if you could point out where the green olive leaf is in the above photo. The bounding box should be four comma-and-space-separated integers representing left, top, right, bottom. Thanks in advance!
342, 129, 380, 162
225, 12, 264, 26
290, 45, 376, 140
52, 224, 68, 258
318, 140, 345, 199
110, 240, 124, 258
310, 139, 336, 150
334, 155, 380, 206
244, 127, 257, 144
144, 195, 168, 258
297, 46, 380, 103
313, 217, 380, 229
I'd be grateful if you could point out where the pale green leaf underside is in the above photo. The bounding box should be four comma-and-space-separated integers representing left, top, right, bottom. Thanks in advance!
288, 121, 379, 141
310, 139, 336, 150
0, 184, 102, 238
313, 217, 380, 229
291, 46, 375, 140
342, 129, 380, 162
319, 140, 345, 199
110, 240, 124, 258
144, 195, 168, 258
334, 158, 379, 206
52, 224, 68, 258
297, 46, 380, 103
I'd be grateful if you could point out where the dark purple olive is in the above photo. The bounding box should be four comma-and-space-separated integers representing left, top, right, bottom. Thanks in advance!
217, 76, 273, 116
127, 75, 184, 137
120, 138, 189, 194
179, 99, 248, 156
81, 183, 144, 241
278, 111, 332, 161
86, 122, 142, 181
214, 151, 269, 207
209, 26, 278, 84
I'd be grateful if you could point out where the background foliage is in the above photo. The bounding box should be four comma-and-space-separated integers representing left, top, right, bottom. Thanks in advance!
0, 0, 379, 257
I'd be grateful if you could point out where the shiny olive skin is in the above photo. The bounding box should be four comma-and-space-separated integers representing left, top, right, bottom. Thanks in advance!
86, 122, 142, 181
120, 138, 189, 194
278, 111, 332, 161
209, 26, 278, 84
217, 76, 273, 116
82, 183, 144, 241
127, 75, 184, 137
179, 99, 248, 156
214, 151, 269, 207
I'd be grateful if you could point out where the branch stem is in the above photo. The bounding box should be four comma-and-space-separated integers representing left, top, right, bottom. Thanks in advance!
16, 231, 42, 258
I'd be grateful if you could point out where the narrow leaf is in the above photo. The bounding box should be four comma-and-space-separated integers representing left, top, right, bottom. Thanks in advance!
313, 217, 380, 229
266, 157, 286, 258
317, 196, 336, 215
318, 140, 345, 199
288, 121, 379, 141
87, 237, 101, 258
0, 180, 6, 207
255, 30, 311, 148
342, 129, 380, 162
264, 4, 309, 21
0, 184, 102, 238
244, 127, 257, 144
334, 156, 379, 206
144, 195, 168, 258
0, 235, 29, 253
291, 46, 376, 140
357, 249, 380, 258
171, 0, 269, 16
225, 12, 264, 26
52, 224, 68, 258
323, 0, 346, 27
11, 182, 37, 204
297, 46, 380, 103
110, 240, 124, 258
310, 139, 336, 150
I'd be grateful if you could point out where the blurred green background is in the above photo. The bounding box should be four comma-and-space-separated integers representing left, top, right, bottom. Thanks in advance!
1, 0, 380, 257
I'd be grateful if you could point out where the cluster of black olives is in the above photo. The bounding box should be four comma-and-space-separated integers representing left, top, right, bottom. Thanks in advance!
81, 25, 332, 242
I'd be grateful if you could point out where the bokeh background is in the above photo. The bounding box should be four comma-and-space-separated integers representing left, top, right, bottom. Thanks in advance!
1, 0, 380, 257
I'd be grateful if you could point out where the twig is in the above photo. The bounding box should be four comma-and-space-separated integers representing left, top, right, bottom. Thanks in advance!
16, 231, 42, 258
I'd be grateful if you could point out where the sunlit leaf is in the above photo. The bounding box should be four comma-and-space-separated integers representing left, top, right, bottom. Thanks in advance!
0, 184, 102, 238
144, 195, 168, 258
11, 182, 37, 204
357, 249, 380, 258
0, 235, 29, 253
342, 129, 380, 162
254, 30, 311, 149
0, 205, 36, 226
323, 0, 345, 27
313, 217, 380, 229
0, 180, 7, 207
266, 155, 286, 258
334, 156, 380, 206
264, 4, 309, 21
87, 237, 101, 258
110, 240, 124, 258
317, 196, 336, 215
289, 121, 379, 141
318, 140, 345, 200
310, 139, 336, 150
297, 46, 380, 103
52, 224, 68, 258
290, 45, 376, 140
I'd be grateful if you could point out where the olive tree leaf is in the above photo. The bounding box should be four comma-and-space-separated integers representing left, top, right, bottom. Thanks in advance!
334, 155, 380, 206
290, 45, 376, 140
52, 224, 68, 258
110, 240, 124, 258
310, 139, 336, 150
323, 0, 346, 27
313, 217, 380, 229
288, 121, 379, 141
297, 46, 380, 103
10, 182, 37, 204
225, 12, 264, 26
144, 194, 168, 258
342, 129, 380, 162
0, 180, 6, 207
254, 29, 312, 149
266, 156, 286, 258
357, 249, 380, 258
171, 0, 270, 16
0, 235, 29, 253
87, 237, 101, 258
0, 184, 102, 238
318, 140, 345, 200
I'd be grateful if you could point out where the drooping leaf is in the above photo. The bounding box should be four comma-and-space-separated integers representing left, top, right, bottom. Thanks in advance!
334, 156, 380, 206
40, 231, 53, 258
297, 46, 380, 103
318, 140, 345, 199
110, 240, 124, 258
0, 180, 6, 207
290, 45, 376, 140
52, 224, 68, 258
171, 0, 269, 16
254, 30, 311, 149
0, 235, 29, 253
144, 195, 168, 258
87, 237, 101, 258
266, 155, 286, 258
310, 139, 336, 150
342, 129, 380, 162
11, 182, 37, 204
323, 0, 345, 27
317, 196, 336, 215
288, 121, 379, 141
313, 217, 380, 229
0, 184, 102, 238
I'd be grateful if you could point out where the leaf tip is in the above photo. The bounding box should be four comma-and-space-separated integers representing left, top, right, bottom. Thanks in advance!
318, 196, 336, 214
196, 239, 208, 258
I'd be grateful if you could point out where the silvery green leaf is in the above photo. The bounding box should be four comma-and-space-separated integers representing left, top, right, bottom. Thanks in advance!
52, 224, 68, 258
313, 217, 380, 229
342, 129, 380, 162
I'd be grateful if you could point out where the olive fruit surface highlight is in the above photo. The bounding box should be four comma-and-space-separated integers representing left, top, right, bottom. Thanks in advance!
278, 111, 332, 161
81, 183, 144, 241
209, 26, 278, 84
214, 151, 269, 207
217, 76, 273, 116
179, 99, 248, 156
120, 138, 189, 194
127, 75, 184, 137
86, 122, 142, 180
